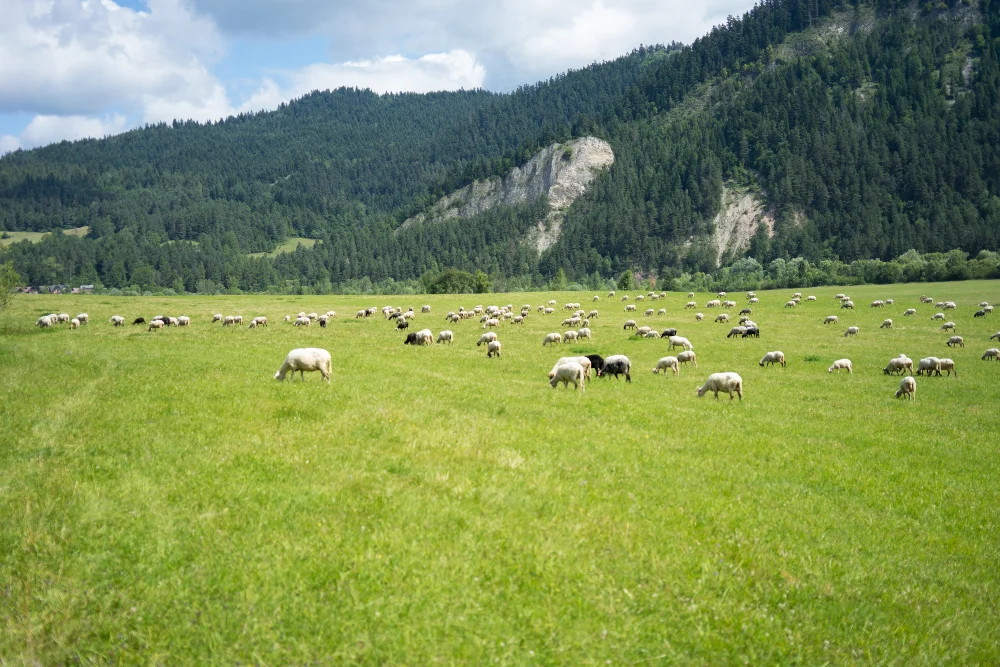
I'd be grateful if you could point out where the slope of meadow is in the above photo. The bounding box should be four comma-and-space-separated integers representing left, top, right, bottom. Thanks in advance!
2, 281, 999, 663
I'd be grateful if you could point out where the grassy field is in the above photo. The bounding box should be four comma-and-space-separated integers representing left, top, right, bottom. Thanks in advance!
0, 227, 90, 247
247, 237, 317, 258
2, 281, 999, 664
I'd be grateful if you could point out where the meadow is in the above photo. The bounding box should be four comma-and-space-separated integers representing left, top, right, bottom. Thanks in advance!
2, 280, 999, 664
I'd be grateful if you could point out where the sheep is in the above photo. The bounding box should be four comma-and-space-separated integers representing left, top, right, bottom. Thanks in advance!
895, 376, 916, 400
285, 315, 291, 323
748, 297, 759, 304
608, 290, 616, 297
233, 316, 243, 325
544, 307, 555, 315
36, 316, 54, 328
688, 292, 695, 298
916, 357, 940, 376
355, 310, 367, 319
621, 295, 629, 302
212, 313, 223, 323
110, 315, 125, 327
739, 315, 750, 324
168, 317, 179, 327
828, 359, 853, 373
714, 313, 729, 323
274, 348, 332, 382
695, 372, 743, 400
759, 351, 786, 367
587, 310, 599, 319
886, 299, 894, 305
706, 300, 722, 308
416, 329, 434, 345
975, 310, 987, 318
806, 296, 817, 301
327, 311, 337, 319
677, 350, 697, 367
939, 322, 956, 332
920, 296, 934, 303
727, 326, 748, 338
178, 316, 191, 326
739, 308, 752, 316
625, 304, 637, 312
585, 354, 605, 374
306, 312, 318, 321
473, 332, 496, 348
132, 317, 146, 325
561, 317, 580, 327
294, 316, 311, 327
992, 332, 1000, 341
880, 319, 893, 329
635, 326, 652, 337
695, 313, 704, 321
598, 355, 631, 382
223, 316, 235, 326
581, 319, 589, 328
76, 313, 88, 324
784, 301, 796, 308
644, 330, 660, 339
623, 320, 637, 330
564, 330, 580, 342
148, 320, 164, 332
742, 326, 760, 339
543, 333, 562, 346
987, 306, 995, 313
483, 318, 500, 329
69, 318, 80, 329
578, 327, 592, 340
653, 356, 679, 375
935, 301, 945, 309
644, 308, 655, 317
685, 301, 697, 309
723, 300, 737, 309
55, 313, 69, 323
903, 309, 916, 317
550, 361, 585, 390
841, 300, 855, 309
635, 295, 645, 302
421, 305, 431, 313
844, 326, 859, 337
593, 295, 600, 302
983, 348, 1000, 361
396, 319, 409, 330
834, 294, 846, 300
668, 335, 693, 351
483, 340, 502, 358
943, 301, 957, 310
883, 357, 913, 376
660, 327, 678, 338
549, 356, 593, 383
947, 336, 964, 348
931, 313, 945, 320
980, 301, 991, 308
870, 300, 884, 308
938, 358, 957, 377
248, 321, 257, 329
512, 316, 525, 325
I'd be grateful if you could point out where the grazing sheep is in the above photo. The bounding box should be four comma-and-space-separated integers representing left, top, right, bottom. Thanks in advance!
806, 296, 817, 301
983, 348, 1000, 361
415, 329, 434, 345
274, 348, 332, 382
841, 300, 855, 309
248, 321, 257, 329
931, 313, 945, 320
784, 301, 796, 308
476, 332, 497, 347
550, 361, 585, 390
938, 358, 957, 377
677, 350, 697, 367
306, 313, 318, 321
880, 319, 893, 329
870, 300, 884, 308
688, 292, 695, 298
706, 300, 721, 308
759, 351, 785, 368
396, 319, 409, 330
653, 356, 680, 375
739, 308, 752, 316
178, 316, 191, 326
544, 307, 555, 315
212, 313, 223, 323
986, 306, 995, 313
834, 294, 846, 300
547, 299, 557, 306
843, 326, 859, 337
625, 304, 637, 312
828, 359, 853, 373
660, 327, 678, 338
621, 295, 629, 302
644, 308, 655, 317
132, 317, 146, 325
285, 315, 291, 323
886, 299, 894, 305
608, 291, 616, 297
69, 318, 80, 329
695, 372, 743, 400
947, 336, 964, 348
168, 317, 179, 327
685, 301, 697, 309
422, 305, 431, 313
487, 340, 502, 358
327, 311, 337, 319
355, 310, 367, 319
944, 301, 957, 310
727, 326, 748, 338
548, 357, 593, 382
940, 322, 956, 332
991, 332, 1000, 341
36, 316, 55, 328
294, 316, 311, 327
748, 297, 760, 304
975, 310, 987, 318
883, 356, 913, 375
483, 318, 500, 329
824, 315, 839, 325
895, 376, 916, 400
148, 320, 164, 332
715, 313, 729, 323
564, 330, 580, 341
935, 301, 945, 309
635, 326, 652, 337
916, 357, 940, 376
623, 320, 637, 330
578, 327, 592, 340
903, 309, 916, 317
598, 355, 632, 382
585, 354, 605, 374
742, 326, 760, 339
223, 316, 235, 326
513, 316, 524, 325
695, 313, 704, 321
587, 310, 599, 319
76, 313, 88, 324
635, 295, 645, 302
110, 315, 125, 327
233, 316, 243, 325
668, 335, 693, 351
593, 295, 600, 302
644, 330, 660, 339
55, 313, 69, 323
543, 333, 563, 346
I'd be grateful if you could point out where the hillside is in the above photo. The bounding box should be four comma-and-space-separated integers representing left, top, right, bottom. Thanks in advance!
2, 0, 1000, 293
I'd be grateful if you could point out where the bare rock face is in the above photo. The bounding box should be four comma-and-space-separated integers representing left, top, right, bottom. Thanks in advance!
402, 136, 614, 253
712, 186, 775, 264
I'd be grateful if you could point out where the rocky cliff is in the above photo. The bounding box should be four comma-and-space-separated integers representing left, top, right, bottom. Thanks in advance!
711, 185, 775, 264
402, 136, 614, 253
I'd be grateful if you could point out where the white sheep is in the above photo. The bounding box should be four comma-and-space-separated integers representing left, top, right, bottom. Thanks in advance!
577, 327, 592, 340
477, 332, 497, 346
938, 358, 957, 376
623, 319, 637, 330
587, 310, 599, 319
677, 350, 697, 367
695, 312, 704, 321
668, 335, 693, 351
436, 330, 454, 344
828, 359, 852, 373
748, 297, 759, 304
644, 330, 660, 339
327, 311, 337, 319
806, 296, 817, 301
841, 300, 855, 309
284, 315, 291, 323
931, 313, 945, 320
36, 315, 54, 328
880, 319, 892, 329
784, 300, 796, 308
294, 316, 311, 327
76, 313, 88, 324
947, 336, 964, 348
657, 308, 666, 316
593, 295, 600, 302
415, 329, 434, 345
57, 313, 70, 323
487, 340, 502, 358
564, 330, 579, 341
759, 351, 786, 368
824, 315, 838, 324
903, 309, 916, 316
110, 315, 125, 327
984, 348, 1000, 361
943, 301, 957, 310
895, 376, 916, 400
69, 318, 80, 329
544, 307, 555, 315
148, 320, 164, 331
274, 348, 331, 382
644, 308, 654, 317
178, 316, 191, 326
883, 356, 913, 375
625, 304, 637, 312
715, 313, 729, 323
939, 322, 955, 332
695, 372, 743, 400
844, 326, 859, 337
483, 318, 500, 329
653, 356, 679, 375
635, 326, 652, 336
549, 356, 593, 382
422, 305, 431, 313
543, 333, 562, 346
549, 361, 585, 391
916, 357, 940, 376
685, 301, 697, 309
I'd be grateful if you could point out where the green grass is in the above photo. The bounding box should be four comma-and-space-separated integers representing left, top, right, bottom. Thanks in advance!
2, 281, 1000, 663
247, 237, 317, 258
0, 227, 89, 246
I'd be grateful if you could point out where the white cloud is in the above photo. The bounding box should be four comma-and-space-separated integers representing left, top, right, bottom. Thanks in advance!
0, 113, 129, 152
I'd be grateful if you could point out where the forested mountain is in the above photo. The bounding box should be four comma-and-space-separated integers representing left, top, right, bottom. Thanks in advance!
3, 0, 1000, 293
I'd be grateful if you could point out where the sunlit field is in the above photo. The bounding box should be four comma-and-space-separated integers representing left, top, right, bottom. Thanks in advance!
2, 281, 999, 664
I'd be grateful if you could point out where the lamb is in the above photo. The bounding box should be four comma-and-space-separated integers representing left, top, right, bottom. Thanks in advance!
668, 335, 693, 351
653, 356, 679, 375
623, 320, 637, 330
880, 319, 893, 329
76, 313, 88, 324
110, 315, 125, 327
883, 356, 913, 375
543, 333, 562, 346
827, 359, 853, 373
844, 326, 860, 337
715, 313, 729, 323
677, 350, 697, 367
69, 318, 80, 329
938, 358, 957, 376
947, 336, 964, 348
212, 313, 223, 323
940, 322, 956, 332
477, 332, 497, 346
577, 327, 592, 340
916, 357, 940, 376
564, 330, 580, 341
148, 320, 164, 331
549, 361, 585, 391
549, 356, 593, 382
759, 351, 786, 367
983, 348, 1000, 361
695, 372, 743, 400
486, 340, 502, 358
895, 376, 916, 400
903, 309, 916, 316
598, 354, 631, 382
274, 348, 332, 382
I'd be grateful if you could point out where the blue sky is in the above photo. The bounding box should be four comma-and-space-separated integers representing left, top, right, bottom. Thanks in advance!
0, 0, 759, 152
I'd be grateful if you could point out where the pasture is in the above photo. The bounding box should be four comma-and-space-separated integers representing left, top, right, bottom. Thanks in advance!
2, 281, 1000, 664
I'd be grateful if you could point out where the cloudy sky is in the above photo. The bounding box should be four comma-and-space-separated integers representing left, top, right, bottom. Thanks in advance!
1, 0, 759, 153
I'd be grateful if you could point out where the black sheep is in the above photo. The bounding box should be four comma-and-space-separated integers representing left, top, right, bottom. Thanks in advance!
132, 317, 145, 325
742, 326, 760, 338
660, 328, 677, 338
397, 319, 409, 330
403, 332, 419, 345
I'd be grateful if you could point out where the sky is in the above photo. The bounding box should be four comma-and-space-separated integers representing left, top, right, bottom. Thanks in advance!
0, 0, 760, 153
